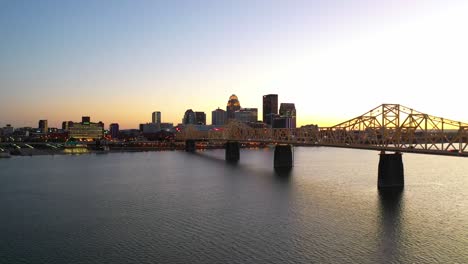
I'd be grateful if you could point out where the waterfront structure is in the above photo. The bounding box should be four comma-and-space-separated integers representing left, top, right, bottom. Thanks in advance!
263, 94, 278, 126
152, 111, 161, 124
226, 94, 241, 120
38, 120, 48, 134
234, 108, 258, 123
195, 112, 206, 125
109, 123, 119, 139
212, 108, 227, 126
68, 117, 104, 140
183, 109, 196, 125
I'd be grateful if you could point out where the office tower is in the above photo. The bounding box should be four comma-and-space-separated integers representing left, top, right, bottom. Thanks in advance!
263, 94, 278, 126
183, 109, 196, 125
109, 123, 119, 139
226, 94, 241, 120
152, 111, 161, 124
234, 108, 258, 123
212, 108, 227, 126
38, 120, 48, 134
195, 112, 206, 125
279, 103, 296, 128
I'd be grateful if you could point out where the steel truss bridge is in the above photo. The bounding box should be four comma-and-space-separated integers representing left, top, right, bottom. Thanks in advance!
177, 104, 468, 157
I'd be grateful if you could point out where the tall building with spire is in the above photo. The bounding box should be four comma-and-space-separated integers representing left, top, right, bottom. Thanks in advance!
226, 94, 241, 120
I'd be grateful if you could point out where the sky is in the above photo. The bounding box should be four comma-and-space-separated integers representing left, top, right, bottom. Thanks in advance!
1, 0, 467, 129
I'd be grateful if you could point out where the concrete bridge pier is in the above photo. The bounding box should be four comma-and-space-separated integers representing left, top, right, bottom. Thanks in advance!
378, 151, 404, 189
185, 140, 196, 152
274, 144, 293, 169
225, 141, 240, 162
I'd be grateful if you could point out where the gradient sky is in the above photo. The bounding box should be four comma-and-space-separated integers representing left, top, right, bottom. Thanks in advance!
1, 0, 467, 129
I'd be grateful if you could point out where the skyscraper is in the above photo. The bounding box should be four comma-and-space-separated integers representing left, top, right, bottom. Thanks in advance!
195, 112, 206, 125
109, 123, 119, 139
212, 108, 227, 126
263, 94, 278, 126
152, 111, 161, 124
183, 109, 196, 125
38, 120, 48, 134
234, 108, 258, 123
226, 94, 241, 120
279, 103, 296, 128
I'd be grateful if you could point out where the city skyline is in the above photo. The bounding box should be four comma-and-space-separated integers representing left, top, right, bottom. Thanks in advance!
1, 0, 468, 129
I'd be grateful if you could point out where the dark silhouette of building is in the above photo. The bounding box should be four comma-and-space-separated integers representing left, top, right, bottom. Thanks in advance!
183, 109, 196, 125
212, 108, 227, 125
278, 103, 296, 128
195, 112, 206, 125
38, 120, 48, 134
234, 108, 258, 123
263, 94, 278, 126
109, 123, 119, 139
62, 121, 74, 131
82, 116, 91, 123
226, 94, 241, 120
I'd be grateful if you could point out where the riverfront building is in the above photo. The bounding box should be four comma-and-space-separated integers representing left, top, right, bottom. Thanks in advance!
109, 123, 119, 139
38, 120, 48, 134
195, 112, 206, 125
68, 117, 104, 140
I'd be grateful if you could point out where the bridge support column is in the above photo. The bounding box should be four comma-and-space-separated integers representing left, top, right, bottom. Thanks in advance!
185, 140, 196, 152
378, 152, 404, 189
274, 144, 293, 169
225, 141, 240, 162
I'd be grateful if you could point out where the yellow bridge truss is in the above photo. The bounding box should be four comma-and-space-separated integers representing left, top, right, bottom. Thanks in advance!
176, 104, 468, 156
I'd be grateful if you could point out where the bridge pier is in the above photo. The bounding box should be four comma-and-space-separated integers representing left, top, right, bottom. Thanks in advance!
225, 141, 240, 162
274, 144, 293, 169
378, 151, 404, 189
185, 140, 196, 152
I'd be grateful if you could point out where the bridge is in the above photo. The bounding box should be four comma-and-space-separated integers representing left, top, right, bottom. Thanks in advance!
176, 104, 468, 189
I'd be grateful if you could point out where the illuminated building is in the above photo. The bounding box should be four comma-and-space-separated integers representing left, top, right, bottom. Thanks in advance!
212, 108, 227, 125
109, 123, 119, 139
195, 112, 206, 125
152, 111, 161, 124
183, 109, 196, 125
263, 94, 278, 126
226, 94, 241, 120
234, 108, 258, 123
68, 117, 104, 140
38, 120, 48, 134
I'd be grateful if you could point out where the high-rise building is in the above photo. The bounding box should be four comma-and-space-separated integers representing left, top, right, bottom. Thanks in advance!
152, 111, 161, 124
109, 123, 119, 139
279, 103, 296, 128
234, 108, 258, 123
263, 94, 278, 126
195, 112, 206, 125
38, 120, 48, 134
226, 94, 241, 120
212, 108, 227, 126
183, 109, 196, 125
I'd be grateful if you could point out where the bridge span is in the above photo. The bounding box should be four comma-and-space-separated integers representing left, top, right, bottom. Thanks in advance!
177, 104, 468, 189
